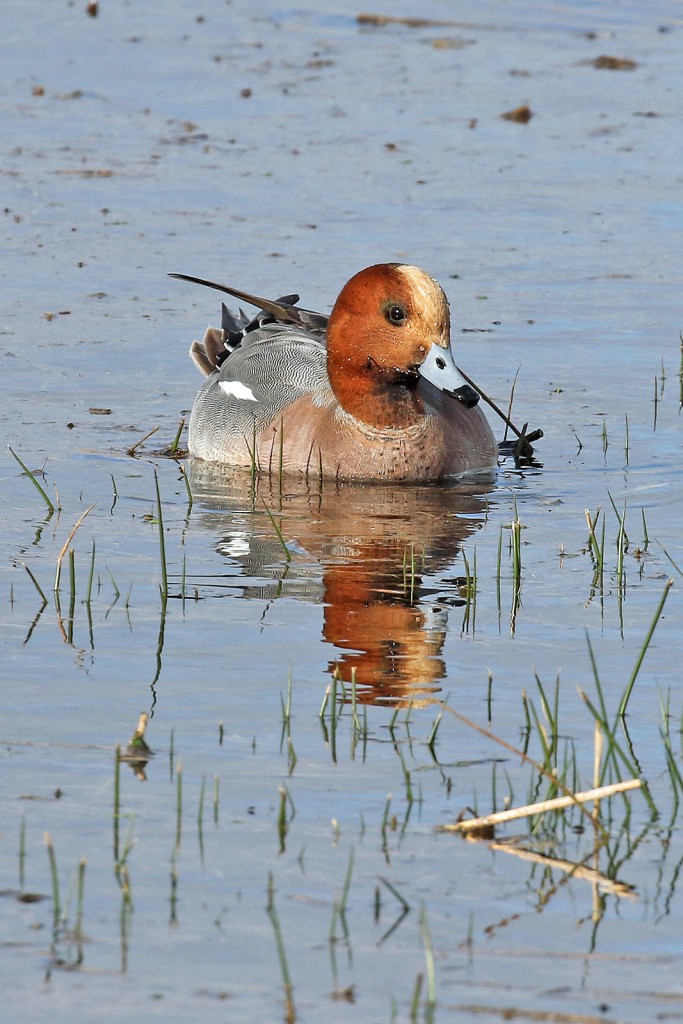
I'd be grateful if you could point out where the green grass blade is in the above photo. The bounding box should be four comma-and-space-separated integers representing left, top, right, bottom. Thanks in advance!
618, 579, 674, 718
9, 447, 55, 513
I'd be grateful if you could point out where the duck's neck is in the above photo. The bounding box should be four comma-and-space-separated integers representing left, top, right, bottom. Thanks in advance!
328, 360, 425, 430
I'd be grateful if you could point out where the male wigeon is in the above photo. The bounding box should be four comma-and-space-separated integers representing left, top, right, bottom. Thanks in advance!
171, 263, 497, 482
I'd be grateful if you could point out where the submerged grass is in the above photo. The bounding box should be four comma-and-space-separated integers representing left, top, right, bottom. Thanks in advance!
9, 446, 55, 513
44, 832, 60, 934
617, 578, 674, 718
154, 470, 168, 600
178, 462, 193, 510
22, 561, 47, 606
277, 785, 295, 853
267, 872, 296, 1023
54, 505, 94, 595
19, 815, 26, 893
197, 775, 206, 861
113, 745, 121, 863
75, 857, 86, 949
169, 418, 185, 455
175, 761, 183, 849
419, 903, 437, 1010
262, 501, 292, 562
461, 547, 477, 633
403, 543, 417, 603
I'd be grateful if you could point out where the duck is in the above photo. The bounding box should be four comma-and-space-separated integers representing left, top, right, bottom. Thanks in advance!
170, 263, 498, 483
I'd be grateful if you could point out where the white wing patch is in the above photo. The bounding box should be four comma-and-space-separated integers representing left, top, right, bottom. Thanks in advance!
219, 380, 258, 402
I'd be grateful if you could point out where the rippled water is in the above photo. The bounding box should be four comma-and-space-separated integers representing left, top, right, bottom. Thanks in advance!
2, 2, 682, 1021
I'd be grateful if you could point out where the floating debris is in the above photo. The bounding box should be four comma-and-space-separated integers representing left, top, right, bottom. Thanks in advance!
593, 55, 637, 71
501, 104, 533, 123
440, 778, 642, 835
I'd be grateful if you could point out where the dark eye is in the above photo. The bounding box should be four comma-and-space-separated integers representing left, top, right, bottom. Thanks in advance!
384, 303, 407, 326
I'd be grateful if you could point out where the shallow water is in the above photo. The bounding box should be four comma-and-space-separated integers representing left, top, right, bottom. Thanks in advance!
2, 1, 683, 1021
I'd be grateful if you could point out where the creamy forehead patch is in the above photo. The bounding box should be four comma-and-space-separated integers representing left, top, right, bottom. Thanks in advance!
395, 264, 449, 334
219, 380, 258, 402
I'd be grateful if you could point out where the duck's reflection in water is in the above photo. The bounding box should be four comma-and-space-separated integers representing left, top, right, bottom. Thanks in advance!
189, 462, 495, 707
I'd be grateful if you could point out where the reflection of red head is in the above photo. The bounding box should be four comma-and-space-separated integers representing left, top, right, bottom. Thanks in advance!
322, 553, 447, 706
190, 462, 493, 708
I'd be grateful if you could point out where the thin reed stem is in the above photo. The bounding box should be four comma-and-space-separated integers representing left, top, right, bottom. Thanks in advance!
262, 501, 292, 562
267, 873, 295, 1020
154, 470, 168, 599
44, 832, 60, 931
618, 579, 674, 718
9, 447, 55, 513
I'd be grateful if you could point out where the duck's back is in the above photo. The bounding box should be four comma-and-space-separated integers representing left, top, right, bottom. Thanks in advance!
189, 323, 332, 464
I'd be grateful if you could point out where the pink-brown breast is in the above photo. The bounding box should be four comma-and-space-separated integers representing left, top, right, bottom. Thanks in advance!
256, 390, 497, 482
